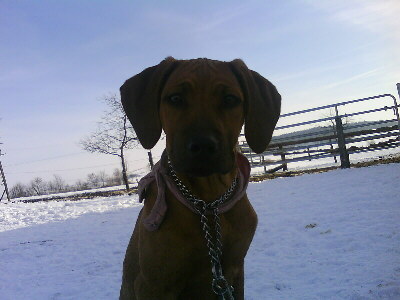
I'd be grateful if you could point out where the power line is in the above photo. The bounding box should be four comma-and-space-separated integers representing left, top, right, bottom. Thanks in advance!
5, 163, 123, 174
5, 151, 149, 167
5, 163, 149, 175
5, 152, 87, 167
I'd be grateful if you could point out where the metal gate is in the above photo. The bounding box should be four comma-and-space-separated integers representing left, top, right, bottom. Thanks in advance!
240, 84, 400, 173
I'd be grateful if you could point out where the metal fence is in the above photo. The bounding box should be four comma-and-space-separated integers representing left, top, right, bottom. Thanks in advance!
240, 84, 400, 173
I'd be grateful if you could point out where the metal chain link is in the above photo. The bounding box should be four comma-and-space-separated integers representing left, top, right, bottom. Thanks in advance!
168, 159, 236, 300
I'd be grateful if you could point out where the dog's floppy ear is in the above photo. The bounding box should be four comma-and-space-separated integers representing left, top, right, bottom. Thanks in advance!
120, 57, 177, 149
229, 59, 281, 154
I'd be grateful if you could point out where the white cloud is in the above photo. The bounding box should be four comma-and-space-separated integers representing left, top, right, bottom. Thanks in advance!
319, 68, 381, 90
306, 0, 400, 43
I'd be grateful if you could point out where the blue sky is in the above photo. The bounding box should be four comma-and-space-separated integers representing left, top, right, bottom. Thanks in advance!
1, 0, 399, 187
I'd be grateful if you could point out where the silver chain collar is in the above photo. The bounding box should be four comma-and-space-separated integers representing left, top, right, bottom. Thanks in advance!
168, 158, 236, 300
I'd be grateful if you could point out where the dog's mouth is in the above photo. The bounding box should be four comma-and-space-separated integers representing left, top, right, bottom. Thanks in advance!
167, 131, 235, 177
185, 165, 220, 177
169, 158, 213, 177
168, 152, 233, 177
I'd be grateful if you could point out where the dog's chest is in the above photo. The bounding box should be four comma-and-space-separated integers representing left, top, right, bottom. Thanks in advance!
159, 187, 257, 258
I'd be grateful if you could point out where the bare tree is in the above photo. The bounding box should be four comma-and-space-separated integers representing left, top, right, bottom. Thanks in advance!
110, 168, 123, 186
97, 170, 108, 187
75, 179, 89, 191
30, 177, 46, 195
87, 172, 100, 188
80, 94, 138, 191
10, 182, 28, 198
48, 174, 66, 193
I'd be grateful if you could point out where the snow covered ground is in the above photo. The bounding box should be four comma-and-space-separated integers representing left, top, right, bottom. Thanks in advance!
1, 163, 399, 299
13, 184, 132, 204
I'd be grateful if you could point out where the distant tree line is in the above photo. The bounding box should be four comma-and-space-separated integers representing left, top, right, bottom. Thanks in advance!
9, 169, 139, 199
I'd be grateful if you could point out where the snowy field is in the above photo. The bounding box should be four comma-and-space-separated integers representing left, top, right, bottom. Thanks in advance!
1, 163, 399, 300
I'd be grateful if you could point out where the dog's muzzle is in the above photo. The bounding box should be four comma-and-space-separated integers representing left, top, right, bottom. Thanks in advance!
187, 135, 219, 159
170, 133, 233, 177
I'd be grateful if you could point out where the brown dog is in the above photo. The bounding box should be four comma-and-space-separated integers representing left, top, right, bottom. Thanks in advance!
119, 57, 281, 299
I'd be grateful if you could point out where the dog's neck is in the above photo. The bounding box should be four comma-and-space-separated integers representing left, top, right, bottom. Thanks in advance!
173, 167, 238, 203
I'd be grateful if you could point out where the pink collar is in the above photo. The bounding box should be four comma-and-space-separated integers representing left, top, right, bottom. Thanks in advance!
137, 151, 251, 231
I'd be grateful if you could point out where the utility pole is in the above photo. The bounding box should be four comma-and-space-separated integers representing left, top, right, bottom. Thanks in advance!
0, 149, 11, 202
148, 150, 154, 169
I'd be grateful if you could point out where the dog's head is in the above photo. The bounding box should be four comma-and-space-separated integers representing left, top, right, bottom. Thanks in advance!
120, 57, 281, 177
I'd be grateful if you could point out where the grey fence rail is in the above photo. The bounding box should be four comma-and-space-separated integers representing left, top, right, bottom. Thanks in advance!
240, 85, 400, 173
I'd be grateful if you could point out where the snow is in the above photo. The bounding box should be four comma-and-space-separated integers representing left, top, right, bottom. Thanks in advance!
0, 195, 139, 232
13, 184, 133, 203
1, 163, 399, 299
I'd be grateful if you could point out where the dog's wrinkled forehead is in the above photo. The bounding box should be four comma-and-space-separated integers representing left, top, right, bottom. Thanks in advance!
164, 59, 239, 89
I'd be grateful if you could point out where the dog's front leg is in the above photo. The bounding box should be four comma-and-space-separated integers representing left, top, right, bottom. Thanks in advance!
232, 264, 245, 300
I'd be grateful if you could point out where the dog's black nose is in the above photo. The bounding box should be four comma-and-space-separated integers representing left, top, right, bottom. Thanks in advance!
187, 136, 218, 158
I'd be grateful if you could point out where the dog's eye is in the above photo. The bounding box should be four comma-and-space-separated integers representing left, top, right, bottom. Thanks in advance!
222, 95, 241, 109
166, 94, 184, 106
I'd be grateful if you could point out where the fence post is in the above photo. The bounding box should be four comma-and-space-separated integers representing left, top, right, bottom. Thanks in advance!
279, 145, 288, 171
335, 116, 350, 168
262, 155, 267, 173
396, 83, 400, 135
329, 140, 338, 163
148, 151, 154, 169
